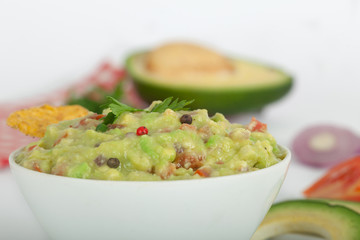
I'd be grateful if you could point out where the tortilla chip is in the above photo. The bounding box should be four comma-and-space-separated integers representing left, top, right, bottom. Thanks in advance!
7, 104, 89, 138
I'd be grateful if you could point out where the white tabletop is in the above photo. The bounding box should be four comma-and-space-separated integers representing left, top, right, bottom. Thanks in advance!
1, 0, 360, 239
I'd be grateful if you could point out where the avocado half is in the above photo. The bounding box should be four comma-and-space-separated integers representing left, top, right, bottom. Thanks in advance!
125, 52, 293, 114
251, 200, 360, 240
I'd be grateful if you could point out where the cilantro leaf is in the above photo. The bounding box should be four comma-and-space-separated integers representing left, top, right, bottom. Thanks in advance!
150, 97, 194, 112
102, 112, 116, 125
96, 123, 108, 132
95, 96, 194, 132
103, 96, 143, 116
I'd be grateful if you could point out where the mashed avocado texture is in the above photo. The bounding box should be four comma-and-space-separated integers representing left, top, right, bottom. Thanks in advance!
15, 101, 286, 181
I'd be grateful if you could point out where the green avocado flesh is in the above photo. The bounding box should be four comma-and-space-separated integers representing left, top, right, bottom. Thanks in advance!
251, 200, 360, 240
14, 102, 286, 181
126, 52, 293, 114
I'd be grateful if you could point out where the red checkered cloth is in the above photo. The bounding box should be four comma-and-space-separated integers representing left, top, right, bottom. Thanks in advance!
0, 62, 143, 169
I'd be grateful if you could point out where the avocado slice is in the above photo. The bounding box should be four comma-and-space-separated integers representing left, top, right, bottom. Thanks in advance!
125, 51, 293, 115
315, 198, 360, 214
251, 200, 360, 240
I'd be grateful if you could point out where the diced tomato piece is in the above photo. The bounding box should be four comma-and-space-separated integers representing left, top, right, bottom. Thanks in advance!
159, 163, 176, 180
194, 167, 211, 178
53, 133, 68, 147
33, 162, 42, 172
95, 114, 105, 120
28, 145, 37, 151
304, 156, 360, 201
248, 117, 267, 132
89, 114, 105, 120
79, 118, 87, 126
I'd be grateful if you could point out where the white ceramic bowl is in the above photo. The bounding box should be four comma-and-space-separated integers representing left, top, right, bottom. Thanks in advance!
10, 146, 291, 240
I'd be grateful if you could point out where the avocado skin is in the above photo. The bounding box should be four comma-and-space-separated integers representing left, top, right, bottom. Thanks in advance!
252, 199, 360, 240
126, 53, 293, 115
315, 198, 360, 214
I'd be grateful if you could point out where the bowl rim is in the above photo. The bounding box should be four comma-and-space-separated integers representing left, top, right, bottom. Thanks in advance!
9, 145, 291, 184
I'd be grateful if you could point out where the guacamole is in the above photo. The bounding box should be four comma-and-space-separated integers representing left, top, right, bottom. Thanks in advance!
15, 101, 286, 181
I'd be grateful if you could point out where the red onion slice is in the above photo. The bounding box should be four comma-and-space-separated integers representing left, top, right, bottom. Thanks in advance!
292, 125, 360, 167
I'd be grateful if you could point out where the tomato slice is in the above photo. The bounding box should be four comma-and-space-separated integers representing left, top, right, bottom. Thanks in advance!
304, 156, 360, 201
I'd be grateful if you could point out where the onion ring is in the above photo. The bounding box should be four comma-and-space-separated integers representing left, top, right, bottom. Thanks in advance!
292, 125, 360, 167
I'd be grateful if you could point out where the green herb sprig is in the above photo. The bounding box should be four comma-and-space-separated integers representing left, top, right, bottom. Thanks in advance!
96, 97, 194, 132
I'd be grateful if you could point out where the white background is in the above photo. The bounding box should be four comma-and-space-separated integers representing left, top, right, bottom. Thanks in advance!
1, 0, 360, 239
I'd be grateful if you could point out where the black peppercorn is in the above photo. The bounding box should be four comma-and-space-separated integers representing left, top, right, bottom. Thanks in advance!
180, 114, 192, 124
107, 158, 120, 168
